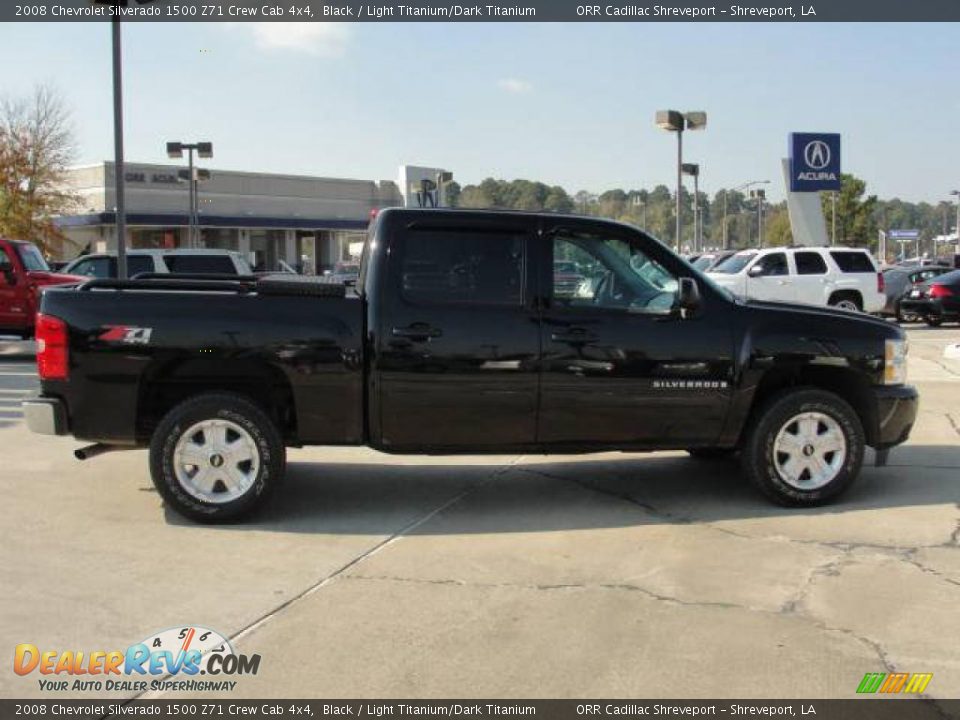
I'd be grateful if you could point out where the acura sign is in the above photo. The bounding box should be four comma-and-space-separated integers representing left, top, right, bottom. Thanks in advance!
789, 132, 841, 192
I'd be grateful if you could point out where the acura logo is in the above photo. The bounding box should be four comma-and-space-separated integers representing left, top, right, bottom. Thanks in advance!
803, 140, 831, 170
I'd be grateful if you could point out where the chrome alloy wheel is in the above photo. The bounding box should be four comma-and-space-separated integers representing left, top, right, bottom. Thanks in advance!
772, 411, 847, 490
173, 419, 260, 504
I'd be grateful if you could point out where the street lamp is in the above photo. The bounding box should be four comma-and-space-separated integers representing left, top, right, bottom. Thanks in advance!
951, 190, 960, 256
682, 163, 700, 252
167, 141, 213, 248
723, 180, 769, 250
656, 110, 706, 251
751, 188, 767, 248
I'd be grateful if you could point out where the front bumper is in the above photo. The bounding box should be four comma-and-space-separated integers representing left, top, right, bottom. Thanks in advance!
872, 384, 918, 449
22, 397, 68, 436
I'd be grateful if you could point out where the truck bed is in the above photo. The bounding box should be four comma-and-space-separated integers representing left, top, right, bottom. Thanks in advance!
38, 275, 365, 445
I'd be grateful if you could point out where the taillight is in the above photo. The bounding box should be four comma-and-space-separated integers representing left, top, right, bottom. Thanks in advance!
36, 314, 68, 380
929, 284, 954, 299
877, 272, 884, 293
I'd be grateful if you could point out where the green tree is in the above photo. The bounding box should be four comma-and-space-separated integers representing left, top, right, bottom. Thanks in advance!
821, 173, 877, 248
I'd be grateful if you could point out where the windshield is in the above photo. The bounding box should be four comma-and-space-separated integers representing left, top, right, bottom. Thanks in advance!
16, 243, 50, 273
691, 255, 715, 271
711, 251, 756, 274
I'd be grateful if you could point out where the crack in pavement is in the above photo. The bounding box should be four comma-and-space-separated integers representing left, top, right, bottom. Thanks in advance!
509, 462, 960, 703
130, 455, 527, 703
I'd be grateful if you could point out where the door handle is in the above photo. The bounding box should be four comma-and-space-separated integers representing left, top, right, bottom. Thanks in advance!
392, 323, 442, 341
551, 327, 599, 344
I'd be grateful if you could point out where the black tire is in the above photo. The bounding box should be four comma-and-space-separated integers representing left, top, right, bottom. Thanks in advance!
686, 447, 737, 460
925, 316, 943, 327
895, 303, 916, 324
828, 292, 863, 313
741, 388, 864, 507
149, 393, 285, 523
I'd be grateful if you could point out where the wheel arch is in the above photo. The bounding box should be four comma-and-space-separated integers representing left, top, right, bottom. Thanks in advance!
740, 364, 878, 447
135, 356, 297, 444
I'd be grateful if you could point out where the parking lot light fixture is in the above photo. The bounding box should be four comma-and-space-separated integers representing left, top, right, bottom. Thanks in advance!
166, 141, 213, 248
656, 110, 707, 251
723, 180, 769, 250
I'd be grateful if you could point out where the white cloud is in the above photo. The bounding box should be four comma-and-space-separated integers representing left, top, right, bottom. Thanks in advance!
498, 78, 533, 94
243, 23, 350, 56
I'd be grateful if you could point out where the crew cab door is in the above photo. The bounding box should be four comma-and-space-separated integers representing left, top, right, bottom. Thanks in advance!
537, 220, 735, 447
0, 246, 24, 330
745, 251, 795, 303
375, 216, 540, 450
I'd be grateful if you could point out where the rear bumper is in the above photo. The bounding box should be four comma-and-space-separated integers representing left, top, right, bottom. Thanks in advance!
872, 384, 918, 449
900, 298, 958, 319
22, 397, 68, 436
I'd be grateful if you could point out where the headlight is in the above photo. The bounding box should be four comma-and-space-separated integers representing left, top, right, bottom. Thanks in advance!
884, 338, 908, 385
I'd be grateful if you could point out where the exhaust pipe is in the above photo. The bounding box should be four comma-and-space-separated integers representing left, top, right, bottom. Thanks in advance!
74, 443, 126, 461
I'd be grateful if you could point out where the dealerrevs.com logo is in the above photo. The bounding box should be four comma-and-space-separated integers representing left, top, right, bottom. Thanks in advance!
14, 625, 261, 693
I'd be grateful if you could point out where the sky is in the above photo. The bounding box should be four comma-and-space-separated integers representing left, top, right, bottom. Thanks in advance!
0, 21, 956, 203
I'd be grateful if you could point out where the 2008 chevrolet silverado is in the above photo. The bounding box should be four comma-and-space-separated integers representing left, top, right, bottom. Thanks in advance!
23, 209, 918, 522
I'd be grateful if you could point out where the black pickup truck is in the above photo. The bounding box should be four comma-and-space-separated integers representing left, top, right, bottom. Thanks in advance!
24, 209, 918, 522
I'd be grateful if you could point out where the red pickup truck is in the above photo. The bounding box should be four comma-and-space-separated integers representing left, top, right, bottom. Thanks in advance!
0, 238, 84, 338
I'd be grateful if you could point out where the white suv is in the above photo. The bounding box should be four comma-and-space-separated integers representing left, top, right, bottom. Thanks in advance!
62, 249, 252, 279
706, 246, 885, 313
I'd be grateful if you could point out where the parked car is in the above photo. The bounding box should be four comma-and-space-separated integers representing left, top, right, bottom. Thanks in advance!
898, 269, 960, 326
0, 238, 85, 339
23, 209, 916, 522
690, 250, 736, 273
61, 249, 252, 279
327, 260, 360, 286
553, 260, 584, 298
708, 246, 885, 313
881, 265, 954, 321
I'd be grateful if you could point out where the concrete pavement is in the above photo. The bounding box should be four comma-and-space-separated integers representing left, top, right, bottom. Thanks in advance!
0, 326, 957, 701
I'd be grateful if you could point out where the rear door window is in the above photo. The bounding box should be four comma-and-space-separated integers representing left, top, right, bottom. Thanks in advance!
795, 251, 827, 275
125, 256, 155, 277
163, 255, 237, 274
830, 251, 876, 273
399, 227, 524, 306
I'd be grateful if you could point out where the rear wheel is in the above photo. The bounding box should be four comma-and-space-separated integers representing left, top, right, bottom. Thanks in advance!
829, 292, 863, 313
149, 393, 285, 523
925, 316, 943, 327
741, 388, 864, 506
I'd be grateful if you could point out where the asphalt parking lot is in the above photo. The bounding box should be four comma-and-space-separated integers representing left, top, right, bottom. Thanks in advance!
1, 326, 958, 701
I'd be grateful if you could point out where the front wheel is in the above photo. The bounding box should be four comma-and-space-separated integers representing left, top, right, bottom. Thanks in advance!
741, 388, 864, 506
149, 393, 285, 523
925, 316, 943, 327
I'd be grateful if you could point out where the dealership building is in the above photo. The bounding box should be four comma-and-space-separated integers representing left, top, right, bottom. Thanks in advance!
54, 163, 448, 273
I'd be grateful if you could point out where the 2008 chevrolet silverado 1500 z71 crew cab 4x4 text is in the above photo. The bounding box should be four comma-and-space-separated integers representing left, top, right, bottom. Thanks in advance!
22, 209, 918, 523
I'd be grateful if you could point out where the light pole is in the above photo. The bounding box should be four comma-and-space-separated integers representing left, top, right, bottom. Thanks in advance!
723, 180, 769, 250
167, 142, 213, 248
751, 188, 766, 247
682, 163, 700, 252
656, 110, 706, 251
951, 191, 960, 256
830, 191, 837, 245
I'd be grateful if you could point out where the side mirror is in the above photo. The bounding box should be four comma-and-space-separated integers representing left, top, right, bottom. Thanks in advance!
747, 264, 764, 277
678, 277, 701, 317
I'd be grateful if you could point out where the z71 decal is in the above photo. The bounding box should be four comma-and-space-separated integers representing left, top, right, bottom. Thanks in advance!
98, 326, 153, 345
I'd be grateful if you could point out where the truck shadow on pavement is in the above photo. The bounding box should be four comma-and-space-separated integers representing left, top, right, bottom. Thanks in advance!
163, 443, 960, 532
